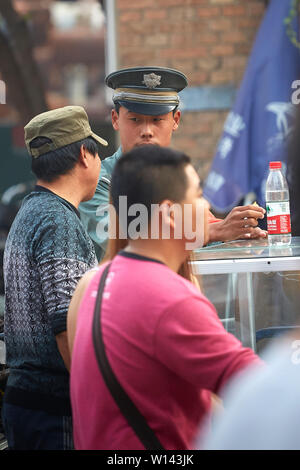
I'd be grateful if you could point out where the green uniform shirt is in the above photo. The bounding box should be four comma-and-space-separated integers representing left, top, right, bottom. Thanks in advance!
79, 147, 122, 260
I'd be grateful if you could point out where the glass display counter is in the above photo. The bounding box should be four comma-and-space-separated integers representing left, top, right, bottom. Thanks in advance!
191, 237, 300, 353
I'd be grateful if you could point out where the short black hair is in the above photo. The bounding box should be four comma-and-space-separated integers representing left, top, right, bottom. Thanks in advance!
30, 136, 98, 182
111, 145, 190, 233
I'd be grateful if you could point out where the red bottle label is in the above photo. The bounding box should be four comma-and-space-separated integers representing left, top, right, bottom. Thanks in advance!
266, 201, 291, 235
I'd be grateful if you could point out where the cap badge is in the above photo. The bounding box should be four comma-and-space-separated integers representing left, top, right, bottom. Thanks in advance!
142, 73, 161, 89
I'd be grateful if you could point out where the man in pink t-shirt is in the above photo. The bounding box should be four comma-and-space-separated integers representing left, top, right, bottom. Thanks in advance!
67, 145, 262, 450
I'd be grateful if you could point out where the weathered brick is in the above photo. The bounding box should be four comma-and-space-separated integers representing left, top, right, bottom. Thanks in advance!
210, 68, 235, 85
144, 33, 169, 47
118, 34, 144, 48
169, 31, 218, 48
168, 33, 189, 47
155, 0, 189, 5
211, 44, 235, 57
222, 55, 247, 69
160, 47, 208, 59
197, 6, 221, 17
234, 17, 263, 29
221, 31, 248, 44
247, 2, 266, 16
171, 136, 198, 153
117, 0, 155, 10
222, 5, 247, 16
194, 32, 220, 44
125, 21, 160, 35
120, 50, 157, 66
197, 56, 220, 72
235, 43, 253, 55
210, 0, 235, 3
144, 9, 167, 20
169, 59, 196, 74
212, 113, 230, 137
197, 111, 226, 125
188, 70, 209, 86
208, 17, 233, 32
179, 115, 213, 134
119, 11, 142, 23
168, 6, 198, 21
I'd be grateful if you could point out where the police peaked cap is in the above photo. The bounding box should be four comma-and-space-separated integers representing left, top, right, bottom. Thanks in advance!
105, 66, 188, 116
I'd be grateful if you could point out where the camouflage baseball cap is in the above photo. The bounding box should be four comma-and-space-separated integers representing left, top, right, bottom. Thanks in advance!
24, 105, 108, 158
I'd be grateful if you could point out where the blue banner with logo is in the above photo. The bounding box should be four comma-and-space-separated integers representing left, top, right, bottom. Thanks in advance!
203, 0, 300, 213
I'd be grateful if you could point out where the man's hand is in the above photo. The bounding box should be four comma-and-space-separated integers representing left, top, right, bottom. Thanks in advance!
208, 205, 268, 243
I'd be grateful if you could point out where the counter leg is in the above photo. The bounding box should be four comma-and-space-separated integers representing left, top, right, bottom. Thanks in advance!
236, 272, 256, 352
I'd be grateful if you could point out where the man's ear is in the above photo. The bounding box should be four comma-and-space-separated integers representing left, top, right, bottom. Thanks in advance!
160, 199, 177, 232
172, 110, 181, 131
79, 144, 89, 168
111, 109, 120, 131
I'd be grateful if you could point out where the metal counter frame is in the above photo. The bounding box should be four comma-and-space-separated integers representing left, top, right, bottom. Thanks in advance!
191, 254, 300, 352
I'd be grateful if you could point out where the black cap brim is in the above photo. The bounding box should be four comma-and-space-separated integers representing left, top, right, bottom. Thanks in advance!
117, 100, 178, 116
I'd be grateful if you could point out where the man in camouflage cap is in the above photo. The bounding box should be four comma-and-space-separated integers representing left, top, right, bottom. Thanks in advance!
79, 66, 267, 261
2, 106, 107, 450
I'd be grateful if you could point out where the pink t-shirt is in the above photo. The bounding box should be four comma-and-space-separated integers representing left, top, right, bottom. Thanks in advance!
70, 252, 261, 450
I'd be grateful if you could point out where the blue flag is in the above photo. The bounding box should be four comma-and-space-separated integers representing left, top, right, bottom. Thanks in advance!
203, 0, 300, 213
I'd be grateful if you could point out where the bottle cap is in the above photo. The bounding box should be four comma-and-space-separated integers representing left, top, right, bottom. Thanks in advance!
269, 161, 282, 170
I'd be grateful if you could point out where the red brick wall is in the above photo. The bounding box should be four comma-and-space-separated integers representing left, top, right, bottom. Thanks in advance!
115, 0, 265, 181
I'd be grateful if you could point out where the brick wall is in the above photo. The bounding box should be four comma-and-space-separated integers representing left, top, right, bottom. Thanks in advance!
115, 0, 266, 182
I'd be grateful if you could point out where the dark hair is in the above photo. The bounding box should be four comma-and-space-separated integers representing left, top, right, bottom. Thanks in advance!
114, 103, 121, 114
111, 145, 190, 233
287, 105, 300, 236
30, 136, 98, 182
102, 206, 195, 284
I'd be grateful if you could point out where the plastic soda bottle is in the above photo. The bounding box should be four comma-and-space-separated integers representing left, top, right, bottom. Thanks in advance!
265, 161, 291, 246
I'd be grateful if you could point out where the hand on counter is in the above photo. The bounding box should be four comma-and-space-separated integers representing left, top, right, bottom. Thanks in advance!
208, 204, 268, 243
